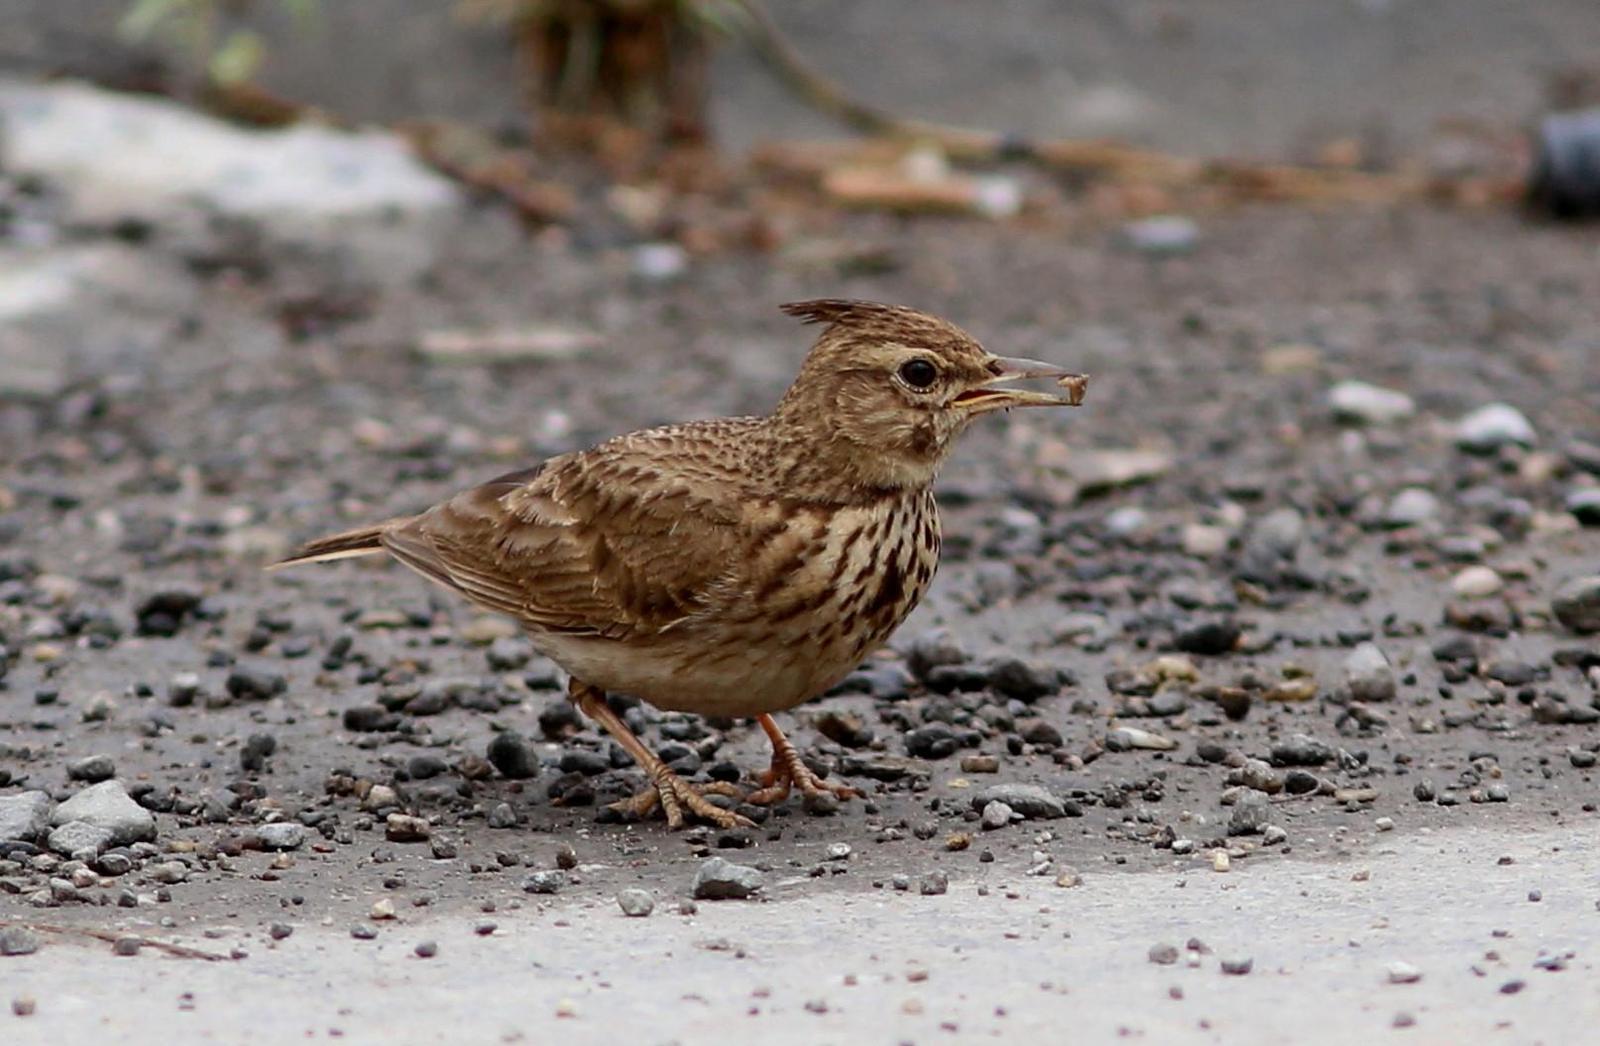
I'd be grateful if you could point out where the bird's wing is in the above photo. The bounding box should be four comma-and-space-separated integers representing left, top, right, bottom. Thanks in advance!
381, 452, 749, 638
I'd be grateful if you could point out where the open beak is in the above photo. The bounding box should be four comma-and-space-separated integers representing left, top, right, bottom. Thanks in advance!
952, 355, 1089, 415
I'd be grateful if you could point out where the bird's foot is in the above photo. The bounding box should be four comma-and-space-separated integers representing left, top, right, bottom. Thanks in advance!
608, 769, 752, 830
744, 714, 863, 807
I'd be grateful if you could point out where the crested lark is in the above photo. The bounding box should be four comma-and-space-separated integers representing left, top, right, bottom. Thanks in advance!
276, 300, 1086, 828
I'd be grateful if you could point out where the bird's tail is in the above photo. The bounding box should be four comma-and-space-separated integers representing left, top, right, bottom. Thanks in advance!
269, 517, 413, 569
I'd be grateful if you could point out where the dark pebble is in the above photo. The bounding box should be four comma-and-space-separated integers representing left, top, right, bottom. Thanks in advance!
1284, 769, 1321, 795
1174, 620, 1241, 656
407, 754, 449, 780
923, 663, 990, 695
488, 732, 540, 779
558, 749, 611, 776
1220, 957, 1253, 975
414, 940, 438, 958
1020, 720, 1064, 748
227, 668, 288, 702
906, 724, 959, 759
538, 702, 583, 740
135, 589, 202, 635
240, 733, 277, 772
986, 657, 1060, 701
342, 705, 399, 732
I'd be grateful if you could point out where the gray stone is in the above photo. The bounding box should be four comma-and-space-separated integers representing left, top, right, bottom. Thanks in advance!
692, 857, 763, 900
1552, 576, 1600, 634
485, 637, 533, 671
47, 820, 115, 857
616, 889, 655, 917
980, 801, 1014, 830
522, 871, 566, 895
985, 657, 1059, 701
0, 790, 53, 844
66, 754, 116, 783
1329, 381, 1415, 425
1271, 735, 1336, 767
1383, 488, 1440, 527
256, 822, 307, 851
969, 784, 1066, 820
49, 780, 155, 846
1455, 403, 1536, 453
0, 926, 42, 956
1228, 792, 1271, 836
1344, 642, 1397, 702
904, 630, 969, 682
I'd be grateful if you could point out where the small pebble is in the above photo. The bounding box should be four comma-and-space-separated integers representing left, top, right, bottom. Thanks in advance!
617, 889, 655, 917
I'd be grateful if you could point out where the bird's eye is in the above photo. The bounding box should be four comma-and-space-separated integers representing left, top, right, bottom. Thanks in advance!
898, 359, 938, 390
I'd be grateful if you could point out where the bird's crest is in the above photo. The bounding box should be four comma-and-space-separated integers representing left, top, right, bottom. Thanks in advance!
780, 300, 982, 352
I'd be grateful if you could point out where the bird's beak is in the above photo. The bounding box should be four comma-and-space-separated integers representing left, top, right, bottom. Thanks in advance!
952, 356, 1089, 415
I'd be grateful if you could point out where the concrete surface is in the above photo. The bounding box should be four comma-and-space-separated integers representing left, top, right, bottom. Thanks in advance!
5, 821, 1595, 1045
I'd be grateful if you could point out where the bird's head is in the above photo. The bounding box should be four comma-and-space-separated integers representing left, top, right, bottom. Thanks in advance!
770, 299, 1087, 492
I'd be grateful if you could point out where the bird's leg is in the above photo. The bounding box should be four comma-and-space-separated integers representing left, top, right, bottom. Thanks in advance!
744, 713, 864, 807
567, 679, 751, 830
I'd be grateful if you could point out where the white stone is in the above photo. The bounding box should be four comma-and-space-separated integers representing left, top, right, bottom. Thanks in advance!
1344, 642, 1397, 702
1451, 566, 1503, 598
1182, 523, 1230, 557
1455, 403, 1536, 453
1122, 215, 1198, 254
1384, 488, 1440, 527
1329, 381, 1416, 425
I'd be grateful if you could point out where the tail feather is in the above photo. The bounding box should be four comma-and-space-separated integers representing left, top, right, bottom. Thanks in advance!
270, 517, 413, 570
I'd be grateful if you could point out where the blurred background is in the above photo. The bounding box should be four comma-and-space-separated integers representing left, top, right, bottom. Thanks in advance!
3, 8, 1600, 1040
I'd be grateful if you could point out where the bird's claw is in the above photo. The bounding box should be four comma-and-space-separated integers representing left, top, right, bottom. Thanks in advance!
744, 753, 862, 808
608, 770, 752, 830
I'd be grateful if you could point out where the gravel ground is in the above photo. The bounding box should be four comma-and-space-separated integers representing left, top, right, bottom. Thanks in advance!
3, 42, 1600, 1044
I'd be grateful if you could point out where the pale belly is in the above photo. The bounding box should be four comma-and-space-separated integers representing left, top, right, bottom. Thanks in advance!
529, 492, 940, 718
535, 629, 868, 718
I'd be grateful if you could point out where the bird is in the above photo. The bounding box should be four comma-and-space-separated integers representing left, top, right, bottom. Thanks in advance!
274, 300, 1086, 829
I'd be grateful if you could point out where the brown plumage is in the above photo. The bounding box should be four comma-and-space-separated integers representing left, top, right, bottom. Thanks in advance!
276, 300, 1086, 828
